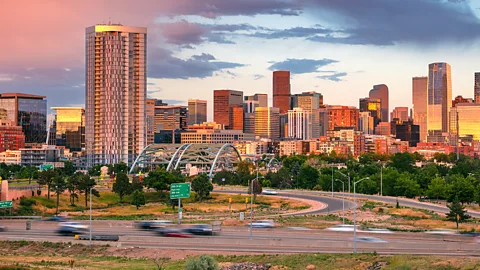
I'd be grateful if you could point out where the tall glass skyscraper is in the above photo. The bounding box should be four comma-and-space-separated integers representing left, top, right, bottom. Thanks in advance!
85, 24, 147, 166
273, 71, 291, 113
188, 99, 207, 126
412, 77, 428, 142
0, 93, 47, 145
427, 62, 452, 133
51, 107, 85, 152
369, 84, 389, 122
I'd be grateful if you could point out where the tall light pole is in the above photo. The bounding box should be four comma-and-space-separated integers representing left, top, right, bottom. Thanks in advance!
250, 156, 260, 240
380, 165, 383, 196
331, 166, 334, 197
354, 177, 369, 254
335, 179, 345, 224
337, 170, 350, 194
89, 187, 92, 248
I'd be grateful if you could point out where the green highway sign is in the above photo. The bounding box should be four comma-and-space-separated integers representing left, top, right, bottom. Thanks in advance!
40, 164, 54, 171
0, 201, 13, 208
170, 183, 191, 199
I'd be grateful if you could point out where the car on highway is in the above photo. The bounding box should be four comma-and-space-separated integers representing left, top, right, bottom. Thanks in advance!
262, 189, 277, 195
135, 220, 173, 230
0, 225, 5, 232
355, 237, 387, 243
155, 227, 192, 238
44, 216, 68, 222
56, 222, 88, 235
249, 220, 275, 228
425, 229, 457, 235
326, 224, 358, 232
183, 224, 214, 236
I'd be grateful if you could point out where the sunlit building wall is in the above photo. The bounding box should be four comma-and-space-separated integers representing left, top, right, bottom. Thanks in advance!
188, 99, 207, 126
427, 62, 452, 133
255, 107, 280, 139
288, 107, 312, 140
359, 97, 382, 129
412, 76, 428, 142
369, 84, 389, 122
273, 71, 291, 113
450, 103, 480, 140
51, 107, 85, 152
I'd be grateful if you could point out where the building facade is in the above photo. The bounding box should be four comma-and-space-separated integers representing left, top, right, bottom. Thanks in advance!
290, 91, 321, 137
391, 107, 409, 122
412, 76, 428, 142
369, 84, 389, 122
326, 105, 359, 131
449, 103, 480, 140
245, 94, 268, 108
85, 24, 147, 166
359, 97, 382, 129
452, 95, 473, 107
358, 112, 374, 135
288, 108, 312, 140
188, 99, 207, 126
255, 107, 280, 139
146, 99, 155, 145
427, 62, 452, 134
0, 93, 47, 145
181, 129, 255, 144
273, 71, 291, 113
51, 107, 85, 152
153, 104, 188, 131
475, 72, 480, 104
228, 104, 244, 131
0, 120, 25, 152
213, 90, 243, 128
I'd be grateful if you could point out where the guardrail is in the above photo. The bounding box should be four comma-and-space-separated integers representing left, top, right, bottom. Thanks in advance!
8, 186, 40, 191
0, 216, 42, 219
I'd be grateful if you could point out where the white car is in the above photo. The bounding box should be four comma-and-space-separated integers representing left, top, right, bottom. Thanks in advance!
326, 224, 357, 232
356, 237, 387, 243
249, 220, 275, 228
364, 228, 392, 234
60, 222, 88, 230
425, 229, 457, 235
262, 189, 277, 195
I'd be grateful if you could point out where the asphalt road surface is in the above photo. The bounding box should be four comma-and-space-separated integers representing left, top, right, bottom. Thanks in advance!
1, 220, 480, 255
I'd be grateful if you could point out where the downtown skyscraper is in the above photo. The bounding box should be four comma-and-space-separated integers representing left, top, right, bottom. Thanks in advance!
273, 71, 291, 114
412, 76, 428, 142
85, 24, 147, 166
427, 62, 452, 134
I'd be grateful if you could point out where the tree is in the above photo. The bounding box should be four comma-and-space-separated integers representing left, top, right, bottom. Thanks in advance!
296, 165, 319, 190
447, 174, 475, 204
131, 190, 146, 209
357, 177, 379, 195
53, 174, 67, 215
389, 153, 416, 173
447, 200, 470, 229
37, 169, 56, 200
62, 161, 76, 176
266, 167, 292, 189
131, 176, 144, 192
76, 173, 99, 208
191, 174, 213, 201
143, 168, 185, 193
426, 176, 447, 201
394, 173, 421, 198
112, 172, 132, 202
212, 170, 238, 186
66, 175, 79, 206
248, 179, 263, 201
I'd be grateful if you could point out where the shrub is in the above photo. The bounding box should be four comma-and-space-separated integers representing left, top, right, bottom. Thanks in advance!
313, 184, 322, 191
184, 255, 219, 270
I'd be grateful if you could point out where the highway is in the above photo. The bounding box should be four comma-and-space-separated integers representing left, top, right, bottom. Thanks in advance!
1, 220, 480, 255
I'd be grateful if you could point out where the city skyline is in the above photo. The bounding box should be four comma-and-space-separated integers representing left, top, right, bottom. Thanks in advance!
2, 0, 480, 120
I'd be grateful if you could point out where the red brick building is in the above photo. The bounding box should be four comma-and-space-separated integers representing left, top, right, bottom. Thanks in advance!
0, 120, 25, 152
273, 71, 291, 113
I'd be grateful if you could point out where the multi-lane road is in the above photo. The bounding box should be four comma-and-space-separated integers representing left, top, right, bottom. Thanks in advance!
1, 220, 480, 255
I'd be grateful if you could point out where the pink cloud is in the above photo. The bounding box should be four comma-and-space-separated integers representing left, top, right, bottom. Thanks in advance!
159, 20, 207, 45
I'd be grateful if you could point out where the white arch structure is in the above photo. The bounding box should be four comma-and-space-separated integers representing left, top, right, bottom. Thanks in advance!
129, 143, 242, 177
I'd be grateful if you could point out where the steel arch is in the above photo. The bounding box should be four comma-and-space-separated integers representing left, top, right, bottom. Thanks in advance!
208, 143, 242, 178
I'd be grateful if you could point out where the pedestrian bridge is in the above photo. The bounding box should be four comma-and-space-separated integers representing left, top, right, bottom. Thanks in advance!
129, 143, 242, 178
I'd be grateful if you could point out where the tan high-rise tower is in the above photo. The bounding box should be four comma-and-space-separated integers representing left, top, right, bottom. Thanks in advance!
412, 77, 428, 142
85, 24, 147, 166
427, 62, 452, 134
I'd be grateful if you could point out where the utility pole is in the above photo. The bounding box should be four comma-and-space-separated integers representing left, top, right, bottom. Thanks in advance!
456, 111, 459, 161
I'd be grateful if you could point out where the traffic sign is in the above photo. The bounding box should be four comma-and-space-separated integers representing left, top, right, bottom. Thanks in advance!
40, 164, 54, 171
170, 183, 191, 199
0, 201, 13, 208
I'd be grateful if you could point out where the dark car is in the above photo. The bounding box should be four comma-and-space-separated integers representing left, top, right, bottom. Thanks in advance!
183, 224, 214, 236
0, 225, 5, 232
44, 216, 68, 222
155, 227, 192, 238
135, 220, 172, 230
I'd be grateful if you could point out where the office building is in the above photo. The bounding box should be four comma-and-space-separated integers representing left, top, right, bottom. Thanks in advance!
85, 24, 147, 166
290, 91, 321, 137
154, 104, 188, 131
255, 107, 280, 139
391, 107, 409, 122
475, 72, 480, 104
326, 105, 359, 131
412, 76, 428, 142
452, 95, 473, 107
50, 107, 85, 152
374, 122, 391, 136
20, 146, 61, 167
450, 103, 480, 140
0, 93, 47, 145
0, 150, 21, 165
0, 120, 25, 152
393, 120, 420, 147
229, 104, 244, 131
273, 71, 291, 113
181, 129, 255, 144
369, 84, 389, 122
288, 108, 313, 140
243, 113, 255, 134
359, 112, 374, 135
245, 94, 268, 107
188, 99, 207, 126
146, 99, 155, 145
427, 62, 452, 134
213, 90, 243, 128
279, 113, 288, 138
359, 97, 382, 129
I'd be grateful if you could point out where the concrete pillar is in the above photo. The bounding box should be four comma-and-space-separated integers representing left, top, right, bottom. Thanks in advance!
1, 180, 8, 201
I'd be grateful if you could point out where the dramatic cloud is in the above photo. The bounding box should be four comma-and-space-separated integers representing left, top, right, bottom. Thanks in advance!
317, 72, 348, 82
148, 48, 245, 79
159, 20, 207, 45
268, 58, 338, 74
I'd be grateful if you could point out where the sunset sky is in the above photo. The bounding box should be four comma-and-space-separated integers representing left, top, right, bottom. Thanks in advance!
2, 0, 480, 119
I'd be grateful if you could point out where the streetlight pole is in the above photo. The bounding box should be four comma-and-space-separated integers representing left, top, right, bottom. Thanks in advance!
380, 165, 383, 196
335, 179, 345, 224
331, 166, 334, 197
250, 178, 256, 240
337, 170, 350, 194
89, 187, 92, 248
353, 177, 369, 254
